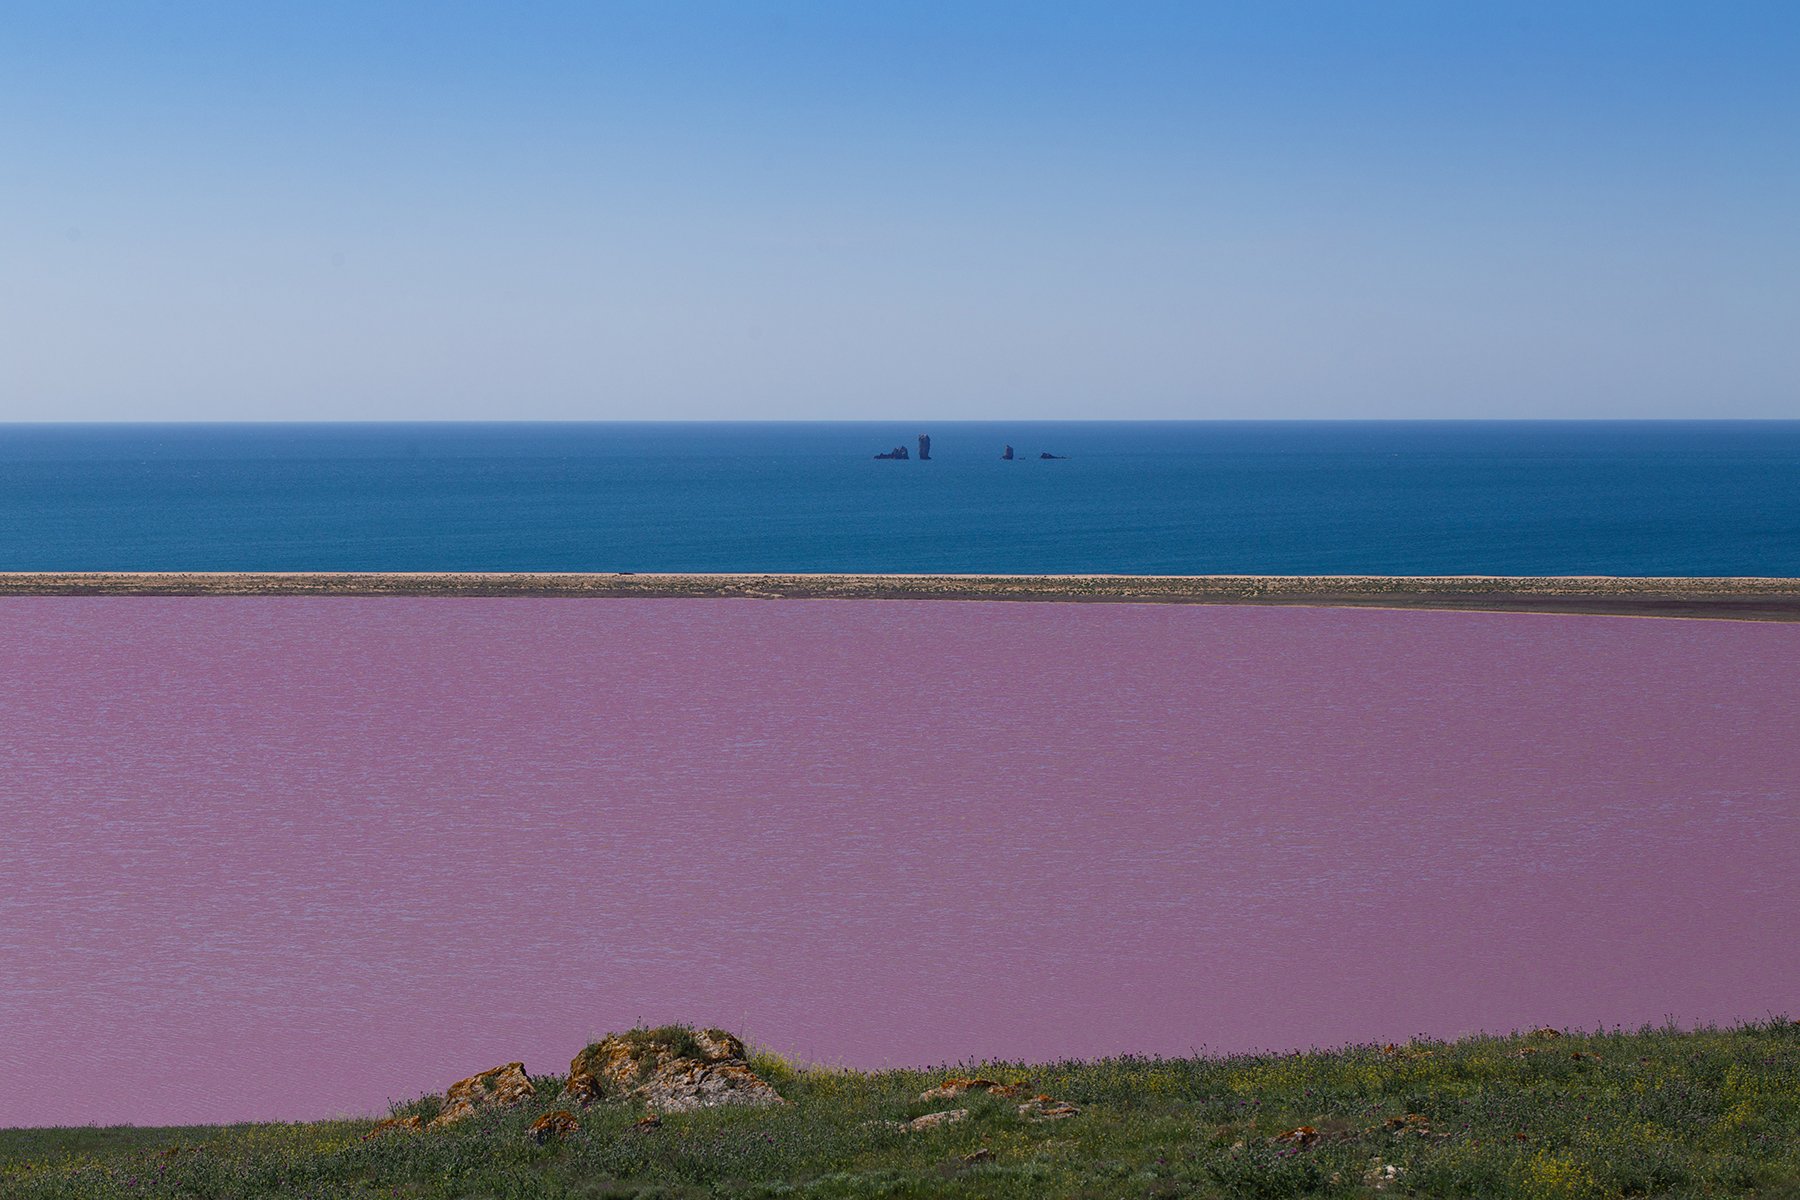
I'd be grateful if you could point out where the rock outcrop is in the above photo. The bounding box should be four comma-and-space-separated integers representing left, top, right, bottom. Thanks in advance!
914, 1075, 1079, 1121
563, 1027, 784, 1113
917, 1077, 1024, 1101
365, 1115, 423, 1138
428, 1062, 536, 1128
1018, 1095, 1081, 1121
528, 1110, 579, 1143
874, 445, 910, 459
917, 434, 931, 461
1002, 444, 1014, 460
1039, 451, 1066, 460
1382, 1113, 1433, 1138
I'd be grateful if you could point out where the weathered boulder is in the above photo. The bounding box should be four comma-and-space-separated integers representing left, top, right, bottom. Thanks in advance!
1018, 1094, 1080, 1121
528, 1110, 579, 1144
564, 1027, 784, 1113
428, 1062, 536, 1128
905, 1108, 968, 1131
914, 1075, 1077, 1120
1382, 1113, 1432, 1137
365, 1115, 422, 1138
642, 1058, 780, 1112
692, 1029, 745, 1060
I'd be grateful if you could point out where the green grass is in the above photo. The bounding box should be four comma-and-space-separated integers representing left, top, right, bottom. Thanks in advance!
4, 1021, 1798, 1199
613, 1025, 706, 1064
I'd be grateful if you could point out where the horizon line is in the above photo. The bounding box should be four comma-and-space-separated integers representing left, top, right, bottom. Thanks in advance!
4, 416, 1799, 427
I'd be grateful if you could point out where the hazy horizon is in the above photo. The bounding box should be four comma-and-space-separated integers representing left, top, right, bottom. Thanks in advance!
4, 1, 1797, 422
3, 416, 1799, 426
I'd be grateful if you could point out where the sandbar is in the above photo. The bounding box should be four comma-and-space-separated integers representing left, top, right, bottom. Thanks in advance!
2, 572, 1799, 621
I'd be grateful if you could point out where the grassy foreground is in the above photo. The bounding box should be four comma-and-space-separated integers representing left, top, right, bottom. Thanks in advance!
4, 1022, 1798, 1200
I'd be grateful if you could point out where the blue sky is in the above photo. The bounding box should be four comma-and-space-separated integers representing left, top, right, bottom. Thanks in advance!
2, 1, 1796, 420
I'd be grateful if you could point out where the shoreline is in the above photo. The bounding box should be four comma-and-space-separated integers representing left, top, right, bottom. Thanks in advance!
2, 572, 1800, 621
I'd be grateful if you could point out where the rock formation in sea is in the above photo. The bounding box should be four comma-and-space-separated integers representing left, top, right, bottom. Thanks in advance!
563, 1026, 785, 1113
874, 445, 910, 459
918, 434, 932, 460
1040, 451, 1066, 459
1002, 444, 1014, 460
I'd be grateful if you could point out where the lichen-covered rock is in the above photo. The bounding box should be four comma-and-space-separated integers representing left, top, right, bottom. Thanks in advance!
691, 1028, 745, 1061
428, 1062, 535, 1128
904, 1108, 969, 1131
1017, 1094, 1080, 1121
527, 1110, 579, 1144
428, 1099, 477, 1128
563, 1027, 784, 1113
563, 1071, 602, 1105
917, 1077, 1024, 1101
365, 1115, 422, 1138
448, 1062, 535, 1107
642, 1058, 785, 1112
917, 1076, 1075, 1119
1381, 1113, 1432, 1137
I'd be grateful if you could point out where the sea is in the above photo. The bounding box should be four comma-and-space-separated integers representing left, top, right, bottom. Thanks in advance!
1, 420, 1798, 574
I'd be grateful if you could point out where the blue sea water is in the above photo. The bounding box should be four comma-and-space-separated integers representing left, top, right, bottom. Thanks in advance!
0, 421, 1795, 574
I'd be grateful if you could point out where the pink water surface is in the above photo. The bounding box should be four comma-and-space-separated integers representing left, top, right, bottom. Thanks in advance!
2, 598, 1796, 1127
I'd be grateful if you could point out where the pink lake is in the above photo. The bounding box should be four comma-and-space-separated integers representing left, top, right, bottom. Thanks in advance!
1, 598, 1796, 1128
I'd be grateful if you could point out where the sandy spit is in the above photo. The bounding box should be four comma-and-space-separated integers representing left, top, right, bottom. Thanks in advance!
3, 572, 1800, 621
